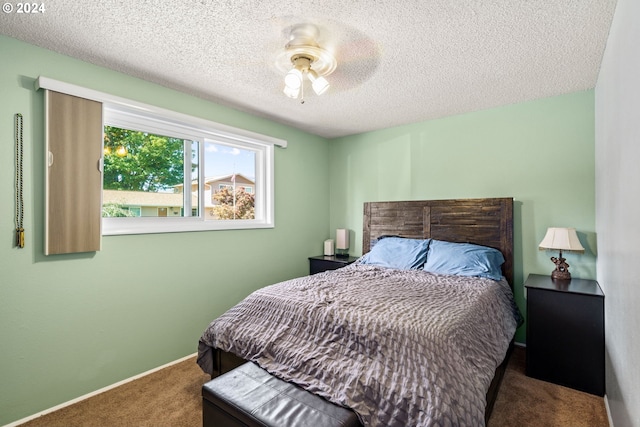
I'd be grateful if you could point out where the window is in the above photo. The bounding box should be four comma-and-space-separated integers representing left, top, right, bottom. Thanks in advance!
36, 76, 285, 237
35, 76, 287, 244
102, 125, 197, 219
120, 206, 141, 217
101, 105, 276, 235
203, 142, 257, 221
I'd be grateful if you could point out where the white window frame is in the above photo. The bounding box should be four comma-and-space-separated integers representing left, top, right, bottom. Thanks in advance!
35, 76, 286, 236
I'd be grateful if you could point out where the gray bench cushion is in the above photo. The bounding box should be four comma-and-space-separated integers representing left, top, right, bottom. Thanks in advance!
202, 362, 361, 427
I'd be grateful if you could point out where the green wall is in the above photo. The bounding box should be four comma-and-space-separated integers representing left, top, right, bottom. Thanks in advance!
0, 35, 330, 425
328, 91, 597, 343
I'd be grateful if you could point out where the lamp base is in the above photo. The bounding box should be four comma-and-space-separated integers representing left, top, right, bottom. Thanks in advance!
335, 248, 349, 259
550, 250, 572, 281
551, 269, 572, 281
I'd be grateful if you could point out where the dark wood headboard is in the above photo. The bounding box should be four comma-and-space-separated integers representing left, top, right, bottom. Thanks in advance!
363, 198, 514, 287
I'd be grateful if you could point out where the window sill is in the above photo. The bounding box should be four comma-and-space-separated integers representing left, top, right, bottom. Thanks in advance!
102, 217, 274, 235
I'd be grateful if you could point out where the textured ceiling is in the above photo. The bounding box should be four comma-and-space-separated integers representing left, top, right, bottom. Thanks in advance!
0, 0, 617, 138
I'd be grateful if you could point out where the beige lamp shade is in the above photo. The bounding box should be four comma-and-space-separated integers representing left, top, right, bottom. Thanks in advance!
336, 229, 349, 250
538, 227, 585, 252
335, 228, 350, 258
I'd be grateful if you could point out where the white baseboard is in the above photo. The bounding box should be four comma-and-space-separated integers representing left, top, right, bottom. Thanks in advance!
3, 352, 197, 427
604, 394, 614, 427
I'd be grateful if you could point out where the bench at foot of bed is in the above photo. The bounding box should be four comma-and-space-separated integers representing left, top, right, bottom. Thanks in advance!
202, 362, 361, 427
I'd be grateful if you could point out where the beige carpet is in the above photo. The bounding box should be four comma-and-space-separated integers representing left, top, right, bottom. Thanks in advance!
488, 347, 609, 427
20, 357, 210, 427
20, 346, 608, 426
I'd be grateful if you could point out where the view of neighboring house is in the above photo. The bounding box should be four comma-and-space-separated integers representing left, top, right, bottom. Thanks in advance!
200, 174, 255, 219
102, 189, 195, 217
209, 173, 254, 195
104, 173, 255, 219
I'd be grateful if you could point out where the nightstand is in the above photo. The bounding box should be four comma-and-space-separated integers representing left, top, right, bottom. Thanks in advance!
525, 273, 604, 396
308, 255, 359, 275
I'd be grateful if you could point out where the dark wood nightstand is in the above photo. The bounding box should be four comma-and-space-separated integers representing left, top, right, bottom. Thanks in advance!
308, 255, 359, 275
525, 273, 604, 396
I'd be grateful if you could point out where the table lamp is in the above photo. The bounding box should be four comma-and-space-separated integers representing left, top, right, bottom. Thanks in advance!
538, 227, 585, 280
336, 229, 350, 258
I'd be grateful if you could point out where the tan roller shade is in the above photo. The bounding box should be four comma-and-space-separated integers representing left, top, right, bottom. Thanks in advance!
45, 90, 103, 255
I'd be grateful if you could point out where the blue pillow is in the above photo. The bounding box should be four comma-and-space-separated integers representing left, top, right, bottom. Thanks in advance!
360, 237, 430, 270
423, 240, 504, 281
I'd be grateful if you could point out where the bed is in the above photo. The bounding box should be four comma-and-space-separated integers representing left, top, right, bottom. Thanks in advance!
197, 197, 521, 426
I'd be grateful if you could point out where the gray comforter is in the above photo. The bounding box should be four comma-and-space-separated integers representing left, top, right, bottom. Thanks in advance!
198, 264, 521, 426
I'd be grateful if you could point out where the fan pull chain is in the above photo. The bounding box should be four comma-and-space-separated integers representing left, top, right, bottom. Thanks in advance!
15, 113, 25, 248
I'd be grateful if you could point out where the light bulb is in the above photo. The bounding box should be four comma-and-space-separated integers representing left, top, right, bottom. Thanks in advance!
308, 70, 330, 95
284, 68, 303, 90
283, 84, 300, 98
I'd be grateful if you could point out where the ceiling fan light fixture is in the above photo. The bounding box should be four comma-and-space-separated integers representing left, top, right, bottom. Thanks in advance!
276, 24, 337, 103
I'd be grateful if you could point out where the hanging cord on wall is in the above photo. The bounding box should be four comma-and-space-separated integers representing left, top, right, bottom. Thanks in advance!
15, 113, 25, 248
